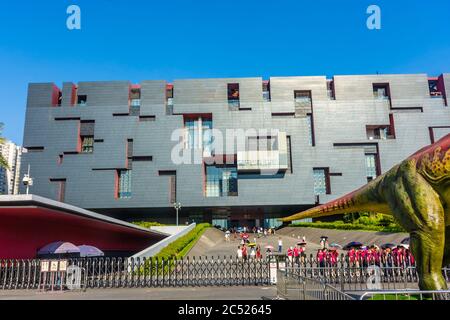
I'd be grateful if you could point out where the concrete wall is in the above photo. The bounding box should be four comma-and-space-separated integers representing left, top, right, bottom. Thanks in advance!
20, 74, 450, 220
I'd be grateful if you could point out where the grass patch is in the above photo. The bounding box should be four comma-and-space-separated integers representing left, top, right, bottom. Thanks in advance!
368, 294, 428, 300
290, 221, 405, 233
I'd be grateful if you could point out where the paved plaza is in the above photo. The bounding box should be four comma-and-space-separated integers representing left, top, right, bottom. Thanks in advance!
0, 286, 277, 300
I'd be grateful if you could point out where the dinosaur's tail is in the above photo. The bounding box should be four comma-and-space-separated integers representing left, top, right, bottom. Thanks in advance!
281, 178, 391, 222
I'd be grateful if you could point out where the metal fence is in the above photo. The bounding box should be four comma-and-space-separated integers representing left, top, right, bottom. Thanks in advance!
276, 269, 355, 300
0, 256, 270, 290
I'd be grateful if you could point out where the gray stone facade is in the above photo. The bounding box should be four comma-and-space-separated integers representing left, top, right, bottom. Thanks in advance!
20, 74, 450, 226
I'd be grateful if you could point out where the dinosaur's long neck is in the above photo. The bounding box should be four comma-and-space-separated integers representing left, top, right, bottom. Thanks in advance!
282, 176, 391, 222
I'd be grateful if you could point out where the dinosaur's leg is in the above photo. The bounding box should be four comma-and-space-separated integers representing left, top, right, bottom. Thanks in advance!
384, 160, 447, 291
443, 226, 450, 266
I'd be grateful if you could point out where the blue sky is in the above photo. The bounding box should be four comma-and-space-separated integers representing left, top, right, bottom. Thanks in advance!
1, 0, 449, 144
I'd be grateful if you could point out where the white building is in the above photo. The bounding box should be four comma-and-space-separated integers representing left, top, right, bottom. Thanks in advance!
0, 140, 22, 195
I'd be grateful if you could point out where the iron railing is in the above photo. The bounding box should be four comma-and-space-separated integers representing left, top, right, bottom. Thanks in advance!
276, 270, 355, 300
0, 256, 270, 290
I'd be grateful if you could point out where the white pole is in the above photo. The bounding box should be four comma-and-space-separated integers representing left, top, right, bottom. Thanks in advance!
26, 164, 30, 195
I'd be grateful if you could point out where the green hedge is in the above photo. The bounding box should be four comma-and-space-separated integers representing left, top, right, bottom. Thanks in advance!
154, 223, 211, 260
138, 223, 210, 274
290, 221, 405, 233
131, 221, 165, 228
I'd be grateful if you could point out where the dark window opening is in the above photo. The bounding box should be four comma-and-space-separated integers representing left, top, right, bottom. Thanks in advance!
263, 81, 271, 102
166, 84, 174, 115
327, 80, 335, 100
57, 91, 62, 106
77, 95, 87, 106
58, 154, 63, 165
428, 79, 443, 98
366, 125, 395, 140
139, 115, 156, 121
127, 139, 133, 169
286, 136, 293, 174
228, 83, 240, 110
373, 83, 390, 100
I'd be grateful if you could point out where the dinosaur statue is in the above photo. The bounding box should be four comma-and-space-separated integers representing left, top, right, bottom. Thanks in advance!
282, 134, 450, 291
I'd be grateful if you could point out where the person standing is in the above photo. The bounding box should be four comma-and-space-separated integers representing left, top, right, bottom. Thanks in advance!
237, 246, 243, 260
278, 237, 283, 253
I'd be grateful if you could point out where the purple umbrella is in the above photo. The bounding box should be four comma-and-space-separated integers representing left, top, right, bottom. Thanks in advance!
78, 245, 104, 257
38, 241, 80, 255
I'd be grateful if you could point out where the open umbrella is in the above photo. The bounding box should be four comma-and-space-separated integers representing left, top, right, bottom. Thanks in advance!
264, 245, 274, 250
78, 245, 104, 257
329, 243, 342, 249
381, 243, 397, 249
248, 243, 257, 247
343, 241, 363, 250
37, 241, 80, 257
297, 242, 307, 246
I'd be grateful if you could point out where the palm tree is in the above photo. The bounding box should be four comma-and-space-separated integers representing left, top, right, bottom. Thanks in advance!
0, 123, 9, 169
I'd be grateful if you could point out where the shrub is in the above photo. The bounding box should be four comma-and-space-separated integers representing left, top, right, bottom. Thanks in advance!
132, 221, 165, 228
290, 221, 405, 233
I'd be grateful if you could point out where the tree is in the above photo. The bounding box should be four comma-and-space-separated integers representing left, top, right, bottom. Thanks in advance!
0, 123, 9, 169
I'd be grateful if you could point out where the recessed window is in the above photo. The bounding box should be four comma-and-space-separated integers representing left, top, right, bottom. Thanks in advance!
428, 79, 443, 98
286, 136, 293, 174
327, 80, 335, 100
228, 83, 240, 110
294, 90, 312, 108
313, 168, 330, 195
373, 83, 390, 100
77, 95, 87, 106
205, 164, 238, 197
262, 81, 271, 102
81, 136, 94, 153
117, 169, 132, 199
306, 113, 315, 146
365, 154, 377, 182
366, 125, 394, 140
184, 115, 213, 156
50, 178, 66, 202
166, 84, 174, 115
130, 87, 141, 116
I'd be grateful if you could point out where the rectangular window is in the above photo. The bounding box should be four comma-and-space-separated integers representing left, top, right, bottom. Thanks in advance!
166, 84, 174, 115
130, 87, 141, 116
247, 136, 278, 151
365, 154, 377, 182
306, 113, 314, 146
184, 115, 213, 156
81, 136, 94, 153
327, 80, 335, 100
77, 95, 87, 106
366, 125, 393, 140
262, 81, 271, 102
228, 83, 240, 110
205, 165, 238, 197
286, 136, 293, 174
313, 168, 330, 195
428, 79, 443, 98
373, 83, 390, 100
117, 169, 132, 199
294, 90, 312, 109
